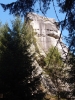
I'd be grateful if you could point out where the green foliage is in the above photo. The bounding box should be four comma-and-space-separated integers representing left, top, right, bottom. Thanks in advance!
44, 47, 63, 81
0, 17, 45, 99
0, 0, 51, 16
23, 20, 40, 54
22, 20, 34, 45
66, 52, 75, 97
44, 47, 67, 100
37, 55, 46, 67
45, 46, 62, 67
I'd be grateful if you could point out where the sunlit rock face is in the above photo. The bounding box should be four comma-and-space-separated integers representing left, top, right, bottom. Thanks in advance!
26, 12, 68, 58
25, 12, 70, 94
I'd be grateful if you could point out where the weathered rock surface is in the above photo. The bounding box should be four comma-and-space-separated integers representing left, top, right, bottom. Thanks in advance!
26, 12, 70, 96
26, 12, 68, 58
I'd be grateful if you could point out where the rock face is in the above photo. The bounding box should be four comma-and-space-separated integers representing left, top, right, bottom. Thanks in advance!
26, 12, 68, 58
25, 12, 70, 96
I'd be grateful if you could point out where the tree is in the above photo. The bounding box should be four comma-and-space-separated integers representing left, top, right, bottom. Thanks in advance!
57, 0, 75, 98
66, 48, 75, 99
0, 0, 75, 61
1, 0, 75, 52
0, 0, 75, 51
0, 0, 75, 60
0, 0, 75, 33
57, 0, 75, 33
1, 0, 75, 98
0, 18, 45, 99
0, 0, 51, 16
44, 47, 67, 100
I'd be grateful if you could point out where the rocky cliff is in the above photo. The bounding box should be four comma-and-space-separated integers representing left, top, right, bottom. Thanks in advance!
26, 12, 68, 58
25, 12, 70, 98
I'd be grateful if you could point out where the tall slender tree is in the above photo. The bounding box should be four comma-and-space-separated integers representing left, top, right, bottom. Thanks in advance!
44, 47, 68, 100
0, 18, 45, 99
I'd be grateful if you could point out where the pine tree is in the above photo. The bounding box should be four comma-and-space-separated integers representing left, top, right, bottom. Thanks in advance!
66, 51, 75, 98
0, 18, 45, 99
44, 47, 67, 100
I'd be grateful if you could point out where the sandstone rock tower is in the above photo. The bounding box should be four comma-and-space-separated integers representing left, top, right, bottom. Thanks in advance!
26, 12, 67, 58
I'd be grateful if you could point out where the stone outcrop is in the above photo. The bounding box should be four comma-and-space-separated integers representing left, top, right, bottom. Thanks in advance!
25, 12, 70, 96
26, 12, 68, 58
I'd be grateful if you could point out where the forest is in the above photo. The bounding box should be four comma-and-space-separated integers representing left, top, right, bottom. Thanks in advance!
0, 0, 75, 99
